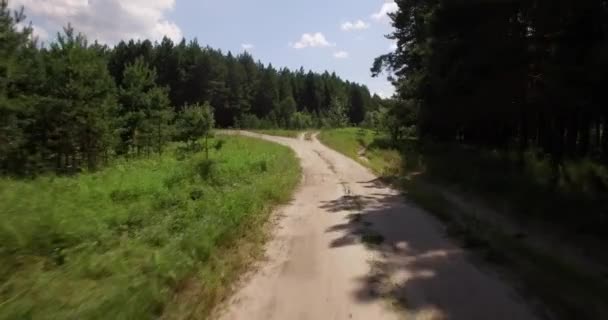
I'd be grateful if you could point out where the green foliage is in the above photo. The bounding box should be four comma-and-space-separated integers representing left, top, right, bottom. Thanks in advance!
110, 39, 379, 128
322, 98, 349, 128
175, 102, 215, 150
44, 26, 117, 171
117, 57, 174, 156
371, 0, 608, 235
0, 136, 300, 319
290, 111, 314, 129
0, 0, 36, 174
347, 84, 366, 125
274, 96, 297, 128
374, 0, 608, 161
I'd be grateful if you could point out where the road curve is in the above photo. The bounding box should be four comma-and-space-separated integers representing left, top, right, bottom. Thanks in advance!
215, 131, 536, 320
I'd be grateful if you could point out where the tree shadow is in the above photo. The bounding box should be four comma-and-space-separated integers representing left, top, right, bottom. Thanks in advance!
320, 179, 535, 320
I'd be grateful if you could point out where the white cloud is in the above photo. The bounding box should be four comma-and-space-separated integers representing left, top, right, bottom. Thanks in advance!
290, 32, 334, 49
341, 20, 370, 31
241, 43, 254, 50
333, 51, 349, 59
10, 0, 182, 44
371, 1, 398, 21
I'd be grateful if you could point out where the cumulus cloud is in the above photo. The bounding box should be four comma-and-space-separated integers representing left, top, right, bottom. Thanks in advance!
371, 1, 398, 21
333, 51, 349, 59
290, 32, 334, 49
241, 43, 254, 50
341, 20, 369, 31
10, 0, 182, 44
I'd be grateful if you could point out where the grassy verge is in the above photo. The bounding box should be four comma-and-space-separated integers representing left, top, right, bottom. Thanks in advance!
0, 135, 300, 319
319, 127, 608, 320
250, 129, 302, 138
318, 128, 402, 176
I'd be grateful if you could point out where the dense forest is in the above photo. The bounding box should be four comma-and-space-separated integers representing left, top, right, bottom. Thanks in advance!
0, 0, 380, 175
374, 0, 608, 164
365, 2, 608, 316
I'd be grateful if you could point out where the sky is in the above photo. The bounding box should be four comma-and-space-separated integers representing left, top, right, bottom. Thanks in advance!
10, 0, 399, 97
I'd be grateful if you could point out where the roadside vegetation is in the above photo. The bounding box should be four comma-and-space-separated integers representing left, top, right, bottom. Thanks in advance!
0, 135, 300, 319
320, 127, 608, 319
318, 128, 402, 175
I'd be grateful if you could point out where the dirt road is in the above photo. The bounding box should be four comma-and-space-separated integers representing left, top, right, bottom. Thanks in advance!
216, 131, 536, 320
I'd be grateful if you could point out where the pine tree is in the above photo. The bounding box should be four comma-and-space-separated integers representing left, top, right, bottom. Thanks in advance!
45, 26, 117, 171
348, 85, 366, 125
252, 64, 279, 118
0, 1, 38, 174
117, 57, 173, 156
176, 102, 215, 156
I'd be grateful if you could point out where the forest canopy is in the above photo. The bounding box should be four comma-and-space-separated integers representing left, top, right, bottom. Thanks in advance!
373, 0, 608, 162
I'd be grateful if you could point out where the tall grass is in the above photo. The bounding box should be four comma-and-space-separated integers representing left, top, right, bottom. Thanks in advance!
0, 135, 300, 319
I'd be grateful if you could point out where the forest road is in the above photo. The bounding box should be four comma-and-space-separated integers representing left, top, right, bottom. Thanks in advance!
215, 131, 537, 320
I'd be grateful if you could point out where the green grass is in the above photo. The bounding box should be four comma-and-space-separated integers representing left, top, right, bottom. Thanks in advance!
318, 128, 402, 176
0, 135, 300, 319
250, 129, 302, 138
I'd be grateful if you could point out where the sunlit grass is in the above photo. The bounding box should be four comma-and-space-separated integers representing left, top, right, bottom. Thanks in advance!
318, 128, 402, 176
0, 135, 300, 319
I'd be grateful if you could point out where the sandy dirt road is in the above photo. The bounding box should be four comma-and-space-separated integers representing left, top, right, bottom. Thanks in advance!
216, 131, 536, 320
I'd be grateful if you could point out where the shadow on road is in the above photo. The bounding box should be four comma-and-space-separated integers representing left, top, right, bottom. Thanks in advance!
319, 178, 532, 320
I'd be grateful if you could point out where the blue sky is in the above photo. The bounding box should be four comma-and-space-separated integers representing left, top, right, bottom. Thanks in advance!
11, 0, 398, 97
